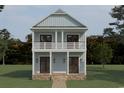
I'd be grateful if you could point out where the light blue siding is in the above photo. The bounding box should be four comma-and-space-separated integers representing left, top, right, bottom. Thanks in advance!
34, 52, 85, 74
79, 52, 85, 73
57, 32, 62, 42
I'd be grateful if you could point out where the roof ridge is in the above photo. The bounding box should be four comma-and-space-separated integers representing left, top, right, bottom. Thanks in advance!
54, 9, 66, 14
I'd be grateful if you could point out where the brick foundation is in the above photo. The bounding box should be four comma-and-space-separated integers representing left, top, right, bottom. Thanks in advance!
67, 74, 86, 80
32, 73, 86, 80
32, 74, 51, 80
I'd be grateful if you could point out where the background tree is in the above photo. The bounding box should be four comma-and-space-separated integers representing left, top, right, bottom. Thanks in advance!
0, 32, 32, 65
109, 5, 124, 44
87, 35, 101, 64
0, 5, 4, 12
0, 29, 10, 65
5, 38, 23, 64
24, 33, 32, 64
92, 43, 113, 68
26, 33, 32, 43
104, 5, 124, 64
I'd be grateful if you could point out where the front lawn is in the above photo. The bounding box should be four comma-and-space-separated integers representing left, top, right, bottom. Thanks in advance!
1, 65, 124, 88
67, 65, 124, 88
0, 65, 52, 88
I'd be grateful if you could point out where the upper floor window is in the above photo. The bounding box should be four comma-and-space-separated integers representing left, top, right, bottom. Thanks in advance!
40, 35, 52, 42
67, 35, 79, 42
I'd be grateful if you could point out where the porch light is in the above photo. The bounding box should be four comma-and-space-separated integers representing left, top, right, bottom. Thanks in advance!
80, 58, 83, 63
63, 58, 66, 63
53, 58, 55, 63
36, 58, 38, 63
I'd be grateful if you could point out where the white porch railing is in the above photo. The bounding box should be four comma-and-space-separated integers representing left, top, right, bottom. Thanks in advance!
34, 42, 85, 49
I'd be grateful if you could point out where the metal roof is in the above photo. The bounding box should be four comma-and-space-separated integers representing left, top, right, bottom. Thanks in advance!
33, 9, 87, 28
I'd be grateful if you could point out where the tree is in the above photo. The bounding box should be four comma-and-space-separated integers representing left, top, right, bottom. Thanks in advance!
5, 38, 23, 64
26, 33, 32, 43
92, 43, 113, 68
0, 29, 10, 65
0, 5, 4, 12
109, 5, 124, 44
87, 35, 101, 64
103, 28, 116, 37
104, 5, 124, 64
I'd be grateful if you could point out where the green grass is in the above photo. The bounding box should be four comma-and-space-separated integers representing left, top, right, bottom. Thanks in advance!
1, 65, 124, 88
0, 65, 52, 88
67, 65, 124, 88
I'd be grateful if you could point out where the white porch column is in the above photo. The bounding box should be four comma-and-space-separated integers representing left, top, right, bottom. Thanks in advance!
32, 51, 35, 75
67, 52, 69, 75
32, 31, 34, 50
85, 32, 86, 49
84, 52, 87, 75
84, 32, 87, 75
55, 31, 57, 49
32, 31, 35, 75
50, 52, 52, 75
61, 31, 64, 48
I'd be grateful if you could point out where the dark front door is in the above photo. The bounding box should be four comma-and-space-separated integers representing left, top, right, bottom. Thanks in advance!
69, 57, 79, 73
40, 57, 50, 73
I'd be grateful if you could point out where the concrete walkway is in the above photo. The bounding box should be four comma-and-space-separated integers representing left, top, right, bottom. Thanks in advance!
52, 75, 66, 88
52, 79, 66, 88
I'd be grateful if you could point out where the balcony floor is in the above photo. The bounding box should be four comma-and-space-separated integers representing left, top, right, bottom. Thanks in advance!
32, 48, 86, 52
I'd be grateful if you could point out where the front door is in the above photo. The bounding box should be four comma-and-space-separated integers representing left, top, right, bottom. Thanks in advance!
69, 57, 79, 73
40, 57, 50, 73
52, 53, 66, 73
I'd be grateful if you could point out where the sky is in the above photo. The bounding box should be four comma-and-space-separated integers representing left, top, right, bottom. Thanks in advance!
0, 5, 115, 41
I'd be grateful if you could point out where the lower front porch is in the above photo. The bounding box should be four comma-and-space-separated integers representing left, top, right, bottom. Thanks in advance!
32, 73, 86, 80
32, 52, 86, 80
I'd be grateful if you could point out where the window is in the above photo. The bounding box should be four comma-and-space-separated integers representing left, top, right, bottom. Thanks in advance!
67, 35, 79, 42
40, 35, 52, 42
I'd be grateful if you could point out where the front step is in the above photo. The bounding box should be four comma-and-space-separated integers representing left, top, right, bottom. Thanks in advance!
51, 73, 67, 80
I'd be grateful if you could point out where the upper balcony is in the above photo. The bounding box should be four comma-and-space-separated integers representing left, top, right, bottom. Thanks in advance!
32, 30, 86, 51
33, 41, 85, 50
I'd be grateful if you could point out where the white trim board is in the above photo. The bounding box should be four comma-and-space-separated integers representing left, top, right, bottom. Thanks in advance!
31, 27, 88, 30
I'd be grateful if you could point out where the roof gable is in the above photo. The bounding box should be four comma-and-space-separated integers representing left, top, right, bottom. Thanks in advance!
33, 9, 87, 28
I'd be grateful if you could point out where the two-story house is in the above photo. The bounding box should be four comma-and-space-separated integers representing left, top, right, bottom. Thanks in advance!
31, 9, 88, 80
